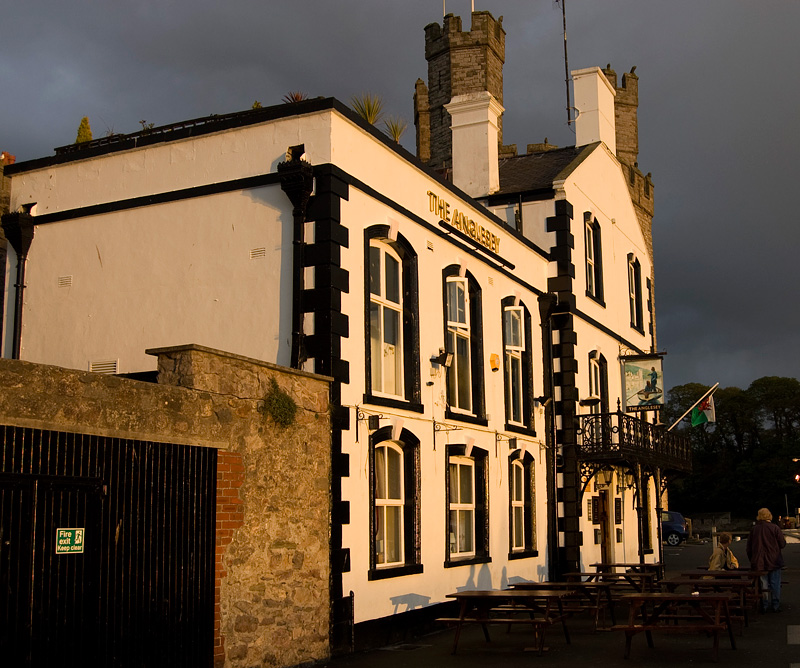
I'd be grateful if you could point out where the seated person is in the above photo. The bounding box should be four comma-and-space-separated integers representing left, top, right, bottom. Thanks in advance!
708, 532, 739, 570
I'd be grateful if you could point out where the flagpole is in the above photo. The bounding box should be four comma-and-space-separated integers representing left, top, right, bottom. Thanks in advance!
666, 382, 719, 432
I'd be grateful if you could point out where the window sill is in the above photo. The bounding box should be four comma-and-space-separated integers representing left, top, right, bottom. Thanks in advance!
629, 323, 645, 335
363, 394, 424, 413
368, 563, 424, 581
585, 291, 606, 308
444, 409, 488, 427
444, 555, 491, 569
505, 423, 536, 438
508, 549, 538, 561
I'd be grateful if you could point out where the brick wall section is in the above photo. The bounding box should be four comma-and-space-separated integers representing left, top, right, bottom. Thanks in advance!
215, 451, 246, 668
416, 11, 505, 171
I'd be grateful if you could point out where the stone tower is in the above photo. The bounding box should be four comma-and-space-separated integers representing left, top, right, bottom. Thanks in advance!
602, 66, 656, 347
414, 11, 505, 173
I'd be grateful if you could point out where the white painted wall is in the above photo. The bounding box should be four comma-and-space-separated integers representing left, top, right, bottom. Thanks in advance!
5, 106, 662, 626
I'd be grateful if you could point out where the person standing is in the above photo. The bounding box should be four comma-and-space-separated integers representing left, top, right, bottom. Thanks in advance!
709, 532, 739, 570
746, 508, 786, 612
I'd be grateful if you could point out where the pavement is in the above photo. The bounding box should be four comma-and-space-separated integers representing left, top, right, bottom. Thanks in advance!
323, 541, 800, 667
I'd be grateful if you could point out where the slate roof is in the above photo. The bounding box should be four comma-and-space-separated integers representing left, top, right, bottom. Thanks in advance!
495, 144, 597, 196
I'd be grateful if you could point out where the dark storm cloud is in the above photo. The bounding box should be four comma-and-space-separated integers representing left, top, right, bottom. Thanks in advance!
3, 0, 799, 391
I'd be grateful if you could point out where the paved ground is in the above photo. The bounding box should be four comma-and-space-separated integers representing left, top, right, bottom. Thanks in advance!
323, 541, 800, 667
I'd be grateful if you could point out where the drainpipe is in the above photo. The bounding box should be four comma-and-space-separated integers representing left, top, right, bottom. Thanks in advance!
538, 292, 560, 581
1, 211, 35, 359
278, 145, 314, 370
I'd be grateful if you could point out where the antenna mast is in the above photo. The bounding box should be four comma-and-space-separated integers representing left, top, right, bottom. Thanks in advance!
560, 0, 572, 126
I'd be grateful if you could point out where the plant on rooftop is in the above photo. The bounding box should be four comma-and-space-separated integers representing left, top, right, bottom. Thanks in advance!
75, 117, 93, 143
282, 91, 308, 104
351, 93, 384, 125
383, 116, 408, 143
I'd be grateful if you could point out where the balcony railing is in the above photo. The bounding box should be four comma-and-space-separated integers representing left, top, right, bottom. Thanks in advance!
577, 411, 692, 472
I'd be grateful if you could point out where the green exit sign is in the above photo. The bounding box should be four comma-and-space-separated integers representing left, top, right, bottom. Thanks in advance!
55, 528, 85, 554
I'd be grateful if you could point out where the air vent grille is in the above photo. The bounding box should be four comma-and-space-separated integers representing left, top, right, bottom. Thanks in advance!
58, 275, 73, 288
250, 247, 266, 259
89, 359, 119, 374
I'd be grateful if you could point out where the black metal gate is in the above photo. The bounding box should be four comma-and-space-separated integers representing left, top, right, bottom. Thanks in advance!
0, 426, 217, 668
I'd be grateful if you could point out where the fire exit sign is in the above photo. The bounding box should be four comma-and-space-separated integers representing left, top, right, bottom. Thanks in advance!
55, 528, 85, 554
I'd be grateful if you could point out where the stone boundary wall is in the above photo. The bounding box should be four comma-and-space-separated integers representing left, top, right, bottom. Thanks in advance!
0, 345, 332, 668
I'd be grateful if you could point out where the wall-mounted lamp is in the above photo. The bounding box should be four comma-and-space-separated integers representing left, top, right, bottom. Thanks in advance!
579, 396, 601, 407
489, 353, 500, 372
534, 396, 553, 408
368, 415, 381, 431
431, 348, 454, 368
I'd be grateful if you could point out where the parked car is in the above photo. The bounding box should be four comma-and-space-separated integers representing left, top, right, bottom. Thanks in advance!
661, 510, 689, 546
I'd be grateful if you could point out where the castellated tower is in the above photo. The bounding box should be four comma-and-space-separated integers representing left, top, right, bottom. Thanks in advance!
602, 66, 654, 265
602, 65, 657, 346
414, 11, 505, 173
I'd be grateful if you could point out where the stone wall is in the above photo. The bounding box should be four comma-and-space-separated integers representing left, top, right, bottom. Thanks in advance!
0, 345, 332, 668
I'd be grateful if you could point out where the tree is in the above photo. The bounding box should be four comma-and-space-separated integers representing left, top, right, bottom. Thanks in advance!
667, 376, 800, 518
75, 117, 93, 143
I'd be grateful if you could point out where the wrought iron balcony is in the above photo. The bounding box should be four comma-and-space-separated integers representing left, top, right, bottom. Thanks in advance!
577, 410, 692, 473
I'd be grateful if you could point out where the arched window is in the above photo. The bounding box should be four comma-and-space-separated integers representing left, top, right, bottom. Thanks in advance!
364, 227, 421, 410
445, 444, 489, 565
627, 253, 643, 332
443, 266, 485, 423
369, 241, 404, 398
501, 297, 534, 432
585, 213, 604, 305
374, 441, 405, 566
508, 451, 537, 557
368, 426, 422, 580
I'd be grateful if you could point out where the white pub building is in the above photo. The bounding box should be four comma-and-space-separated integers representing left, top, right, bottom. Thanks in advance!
2, 10, 689, 648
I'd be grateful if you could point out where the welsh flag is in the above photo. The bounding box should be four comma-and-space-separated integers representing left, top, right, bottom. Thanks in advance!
691, 395, 716, 426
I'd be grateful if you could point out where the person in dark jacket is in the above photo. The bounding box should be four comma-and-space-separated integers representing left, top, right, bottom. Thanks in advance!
747, 507, 787, 612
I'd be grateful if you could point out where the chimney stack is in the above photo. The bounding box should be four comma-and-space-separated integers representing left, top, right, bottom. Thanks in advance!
445, 91, 503, 197
572, 67, 616, 153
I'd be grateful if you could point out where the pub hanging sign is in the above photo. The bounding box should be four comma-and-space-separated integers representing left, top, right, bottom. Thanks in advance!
622, 356, 664, 412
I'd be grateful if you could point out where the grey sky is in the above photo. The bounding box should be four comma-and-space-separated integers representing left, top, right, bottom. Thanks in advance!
3, 0, 799, 392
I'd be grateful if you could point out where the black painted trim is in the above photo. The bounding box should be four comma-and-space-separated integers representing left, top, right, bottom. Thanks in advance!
436, 219, 516, 269
30, 173, 282, 225
362, 394, 425, 414
367, 564, 424, 580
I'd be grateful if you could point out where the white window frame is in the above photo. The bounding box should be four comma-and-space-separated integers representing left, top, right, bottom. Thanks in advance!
448, 456, 476, 557
374, 441, 405, 567
589, 357, 602, 416
446, 276, 472, 413
511, 460, 525, 551
504, 306, 524, 425
585, 221, 596, 296
369, 241, 404, 399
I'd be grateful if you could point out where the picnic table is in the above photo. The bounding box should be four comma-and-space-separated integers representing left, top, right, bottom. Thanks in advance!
441, 589, 573, 655
512, 580, 616, 630
590, 561, 665, 580
565, 570, 657, 593
681, 569, 766, 611
661, 577, 752, 630
613, 592, 736, 662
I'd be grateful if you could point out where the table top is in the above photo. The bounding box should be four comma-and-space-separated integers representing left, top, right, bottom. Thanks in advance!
664, 577, 751, 586
513, 580, 613, 589
566, 571, 656, 580
620, 591, 732, 602
446, 588, 573, 600
681, 569, 764, 578
590, 562, 663, 570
